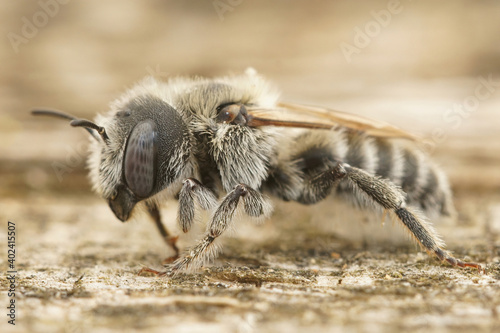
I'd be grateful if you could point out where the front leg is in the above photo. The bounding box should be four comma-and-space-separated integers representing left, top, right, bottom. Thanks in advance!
145, 201, 179, 263
172, 183, 272, 273
177, 178, 218, 233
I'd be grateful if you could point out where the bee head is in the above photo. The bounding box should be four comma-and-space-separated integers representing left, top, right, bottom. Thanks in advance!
33, 94, 191, 222
92, 94, 191, 222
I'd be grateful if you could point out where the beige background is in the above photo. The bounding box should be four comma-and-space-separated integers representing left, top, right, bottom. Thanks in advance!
0, 1, 499, 332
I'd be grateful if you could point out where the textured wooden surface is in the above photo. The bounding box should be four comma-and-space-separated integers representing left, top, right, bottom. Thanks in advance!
1, 1, 499, 332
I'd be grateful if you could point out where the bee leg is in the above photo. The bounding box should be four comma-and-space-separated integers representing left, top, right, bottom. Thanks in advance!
342, 164, 483, 271
177, 178, 218, 233
298, 163, 348, 204
170, 184, 271, 273
145, 201, 180, 263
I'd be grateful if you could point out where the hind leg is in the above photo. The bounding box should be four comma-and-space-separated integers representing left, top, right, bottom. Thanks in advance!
266, 159, 482, 271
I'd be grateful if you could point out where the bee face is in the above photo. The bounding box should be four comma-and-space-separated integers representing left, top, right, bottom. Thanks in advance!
91, 94, 191, 221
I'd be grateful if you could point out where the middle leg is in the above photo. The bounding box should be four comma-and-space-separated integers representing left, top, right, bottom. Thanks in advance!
171, 183, 272, 273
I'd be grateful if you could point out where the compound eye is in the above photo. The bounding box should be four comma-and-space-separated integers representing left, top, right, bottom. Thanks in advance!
216, 103, 248, 125
123, 120, 157, 198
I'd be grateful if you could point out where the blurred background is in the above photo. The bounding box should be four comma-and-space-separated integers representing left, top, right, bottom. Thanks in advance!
1, 1, 500, 332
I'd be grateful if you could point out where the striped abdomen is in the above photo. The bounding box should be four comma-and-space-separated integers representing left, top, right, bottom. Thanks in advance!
339, 131, 454, 216
272, 129, 455, 216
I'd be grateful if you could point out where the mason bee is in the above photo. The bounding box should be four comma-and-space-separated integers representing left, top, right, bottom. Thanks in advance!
32, 68, 482, 274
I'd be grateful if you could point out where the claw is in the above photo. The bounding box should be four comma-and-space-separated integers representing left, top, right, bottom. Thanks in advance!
435, 248, 484, 273
138, 267, 168, 277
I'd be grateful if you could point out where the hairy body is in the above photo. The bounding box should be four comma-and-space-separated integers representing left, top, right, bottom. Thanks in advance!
33, 69, 481, 273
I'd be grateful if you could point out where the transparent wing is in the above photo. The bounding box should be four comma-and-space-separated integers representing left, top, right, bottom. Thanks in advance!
247, 102, 418, 141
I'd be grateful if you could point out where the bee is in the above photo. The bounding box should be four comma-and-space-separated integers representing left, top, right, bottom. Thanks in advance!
32, 68, 482, 274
